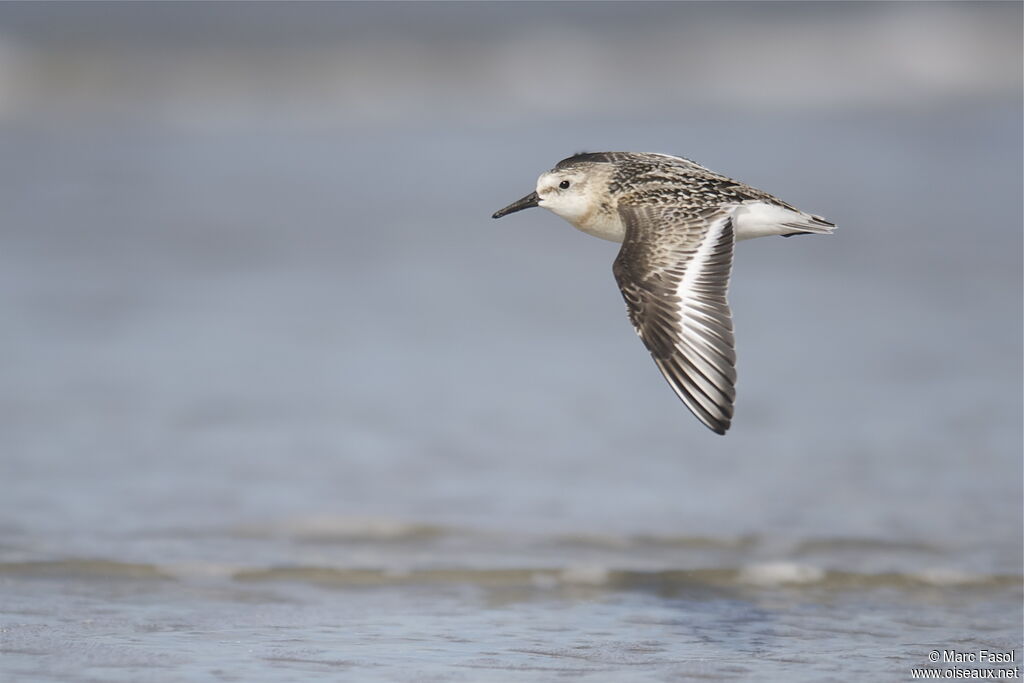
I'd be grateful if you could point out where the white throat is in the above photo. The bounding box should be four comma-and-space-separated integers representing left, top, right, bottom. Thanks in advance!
538, 182, 626, 243
551, 207, 626, 243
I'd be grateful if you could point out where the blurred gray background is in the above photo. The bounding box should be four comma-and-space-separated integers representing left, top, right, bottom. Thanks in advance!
2, 0, 1019, 538
0, 3, 1020, 680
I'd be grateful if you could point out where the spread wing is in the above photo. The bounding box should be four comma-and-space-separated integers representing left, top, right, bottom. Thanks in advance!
612, 205, 737, 434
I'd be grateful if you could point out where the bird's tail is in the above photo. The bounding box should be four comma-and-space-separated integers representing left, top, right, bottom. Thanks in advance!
781, 213, 836, 237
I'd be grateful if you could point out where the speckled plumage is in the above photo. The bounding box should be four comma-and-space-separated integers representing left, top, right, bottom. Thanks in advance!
493, 152, 835, 434
555, 151, 830, 229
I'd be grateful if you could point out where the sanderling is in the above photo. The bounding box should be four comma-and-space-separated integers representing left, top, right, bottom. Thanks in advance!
492, 152, 835, 435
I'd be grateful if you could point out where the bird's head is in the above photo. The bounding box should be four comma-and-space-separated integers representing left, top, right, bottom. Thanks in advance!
492, 166, 599, 226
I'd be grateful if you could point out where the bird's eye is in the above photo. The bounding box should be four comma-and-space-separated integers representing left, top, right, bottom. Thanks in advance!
559, 180, 571, 189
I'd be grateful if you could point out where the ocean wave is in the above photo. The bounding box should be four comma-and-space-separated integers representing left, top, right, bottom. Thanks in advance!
230, 516, 448, 542
1, 559, 1017, 593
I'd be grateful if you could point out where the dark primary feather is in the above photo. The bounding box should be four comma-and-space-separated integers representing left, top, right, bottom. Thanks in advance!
612, 205, 737, 435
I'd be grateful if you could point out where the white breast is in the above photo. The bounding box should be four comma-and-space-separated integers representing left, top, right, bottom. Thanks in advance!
571, 210, 627, 243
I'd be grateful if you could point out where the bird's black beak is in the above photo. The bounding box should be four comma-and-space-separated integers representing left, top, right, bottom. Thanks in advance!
492, 191, 539, 219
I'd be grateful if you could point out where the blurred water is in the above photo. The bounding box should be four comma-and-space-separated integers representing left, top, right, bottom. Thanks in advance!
0, 3, 1021, 681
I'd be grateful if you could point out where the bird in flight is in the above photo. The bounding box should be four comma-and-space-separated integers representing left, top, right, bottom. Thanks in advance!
492, 152, 835, 435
